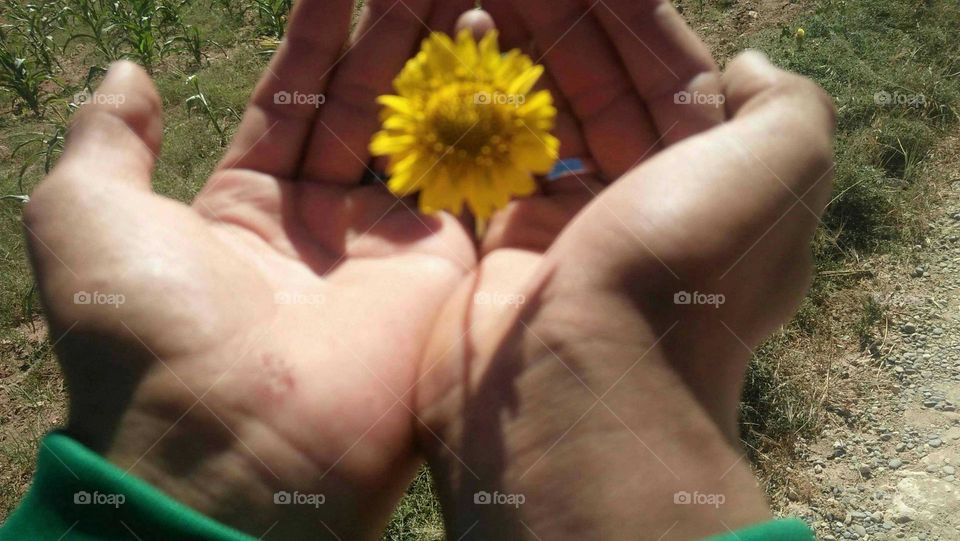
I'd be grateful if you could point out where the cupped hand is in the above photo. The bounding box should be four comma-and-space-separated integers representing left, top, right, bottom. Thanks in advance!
415, 2, 835, 539
24, 0, 479, 539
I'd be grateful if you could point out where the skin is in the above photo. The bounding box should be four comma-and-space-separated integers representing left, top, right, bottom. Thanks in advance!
21, 1, 834, 540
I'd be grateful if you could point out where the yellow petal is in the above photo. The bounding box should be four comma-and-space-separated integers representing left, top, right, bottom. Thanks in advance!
377, 95, 414, 115
386, 153, 427, 195
455, 29, 478, 69
517, 90, 555, 117
479, 30, 501, 71
508, 65, 545, 96
420, 170, 463, 215
369, 132, 416, 156
512, 134, 560, 172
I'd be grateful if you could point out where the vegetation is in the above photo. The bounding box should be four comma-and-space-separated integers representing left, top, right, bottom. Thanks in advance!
2, 0, 959, 534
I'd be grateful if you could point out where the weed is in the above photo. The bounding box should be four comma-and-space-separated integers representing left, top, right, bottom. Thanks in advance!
855, 295, 885, 353
185, 74, 240, 147
254, 0, 293, 39
0, 40, 53, 115
65, 0, 122, 62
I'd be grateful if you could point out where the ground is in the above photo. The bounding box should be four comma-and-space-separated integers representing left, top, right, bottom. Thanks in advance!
784, 137, 960, 540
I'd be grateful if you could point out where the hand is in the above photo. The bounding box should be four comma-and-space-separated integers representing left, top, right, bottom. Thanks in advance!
415, 2, 835, 539
23, 0, 479, 538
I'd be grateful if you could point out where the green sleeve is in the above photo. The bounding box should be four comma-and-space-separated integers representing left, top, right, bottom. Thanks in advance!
0, 431, 254, 541
2, 433, 815, 541
702, 517, 816, 541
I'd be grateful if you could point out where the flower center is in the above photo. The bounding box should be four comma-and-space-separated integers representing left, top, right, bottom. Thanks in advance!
423, 83, 515, 166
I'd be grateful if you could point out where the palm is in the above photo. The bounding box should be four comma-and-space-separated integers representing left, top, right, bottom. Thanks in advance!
29, 162, 473, 537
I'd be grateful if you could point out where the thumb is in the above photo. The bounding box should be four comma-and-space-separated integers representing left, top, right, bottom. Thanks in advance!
23, 61, 165, 327
56, 61, 163, 190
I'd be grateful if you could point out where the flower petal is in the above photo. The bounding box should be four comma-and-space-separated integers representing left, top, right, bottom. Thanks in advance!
369, 132, 416, 155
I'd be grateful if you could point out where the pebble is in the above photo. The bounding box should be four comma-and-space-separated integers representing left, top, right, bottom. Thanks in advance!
788, 207, 960, 539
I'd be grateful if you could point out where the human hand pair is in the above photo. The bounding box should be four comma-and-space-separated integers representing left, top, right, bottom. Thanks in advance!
22, 1, 834, 540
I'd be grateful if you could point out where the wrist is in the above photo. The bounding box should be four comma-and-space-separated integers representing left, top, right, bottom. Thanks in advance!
422, 297, 771, 540
64, 373, 313, 538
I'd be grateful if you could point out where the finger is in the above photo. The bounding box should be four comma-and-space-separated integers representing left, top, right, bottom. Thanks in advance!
436, 2, 486, 37
454, 7, 496, 39
54, 61, 162, 190
494, 0, 661, 180
218, 0, 354, 178
300, 0, 449, 184
593, 0, 724, 144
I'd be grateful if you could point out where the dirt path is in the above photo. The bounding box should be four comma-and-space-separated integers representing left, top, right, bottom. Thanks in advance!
787, 149, 960, 540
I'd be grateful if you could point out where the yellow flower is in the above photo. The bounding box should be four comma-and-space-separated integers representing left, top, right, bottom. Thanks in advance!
795, 27, 806, 40
369, 29, 559, 224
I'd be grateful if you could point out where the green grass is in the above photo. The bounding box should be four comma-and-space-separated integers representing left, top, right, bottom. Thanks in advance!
2, 0, 960, 534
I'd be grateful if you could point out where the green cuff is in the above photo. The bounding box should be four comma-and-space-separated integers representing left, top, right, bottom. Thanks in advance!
702, 518, 815, 541
3, 433, 815, 541
0, 431, 254, 540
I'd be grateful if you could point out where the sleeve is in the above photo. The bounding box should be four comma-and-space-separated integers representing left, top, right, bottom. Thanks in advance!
0, 431, 255, 541
701, 518, 816, 541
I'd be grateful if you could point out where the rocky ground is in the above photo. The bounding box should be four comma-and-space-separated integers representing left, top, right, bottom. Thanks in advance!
783, 179, 960, 540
